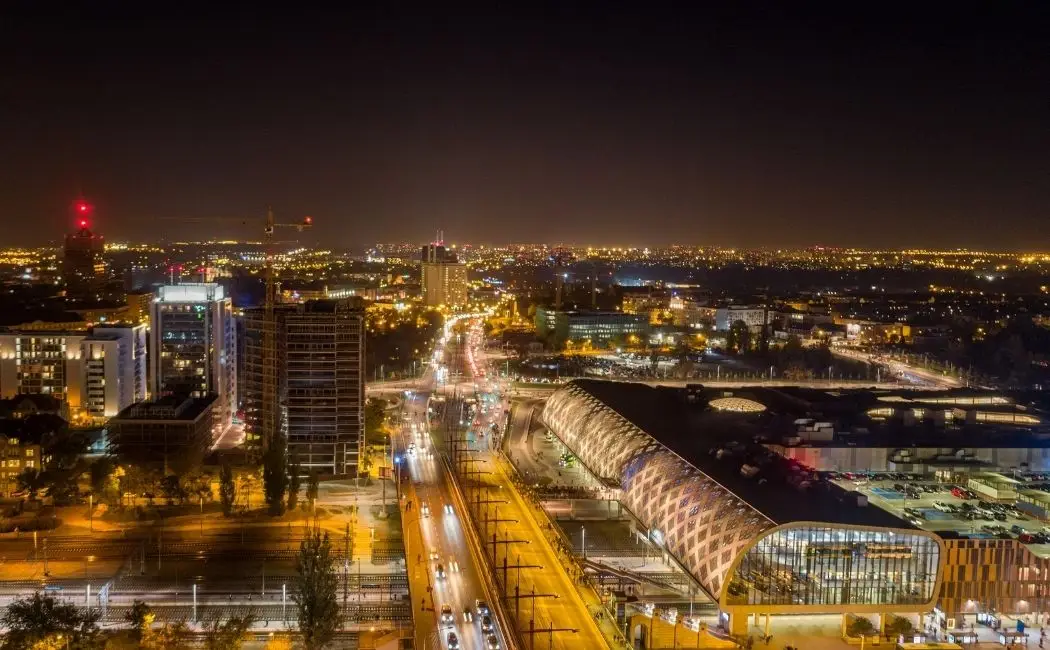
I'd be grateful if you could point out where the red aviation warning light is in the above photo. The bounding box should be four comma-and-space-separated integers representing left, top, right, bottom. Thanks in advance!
72, 199, 95, 229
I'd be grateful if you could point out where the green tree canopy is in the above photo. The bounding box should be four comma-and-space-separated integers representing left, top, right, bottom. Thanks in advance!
294, 529, 340, 649
263, 435, 288, 516
204, 614, 256, 650
0, 592, 101, 649
219, 459, 237, 517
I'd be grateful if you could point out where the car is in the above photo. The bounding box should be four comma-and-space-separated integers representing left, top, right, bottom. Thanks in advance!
476, 599, 490, 616
444, 503, 454, 514
485, 634, 501, 649
463, 608, 474, 623
481, 615, 494, 632
1011, 525, 1027, 535
436, 564, 446, 579
447, 632, 460, 649
933, 502, 952, 512
422, 503, 431, 518
440, 604, 454, 625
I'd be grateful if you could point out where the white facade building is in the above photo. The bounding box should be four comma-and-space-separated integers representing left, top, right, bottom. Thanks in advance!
150, 283, 236, 437
0, 325, 147, 420
714, 305, 770, 332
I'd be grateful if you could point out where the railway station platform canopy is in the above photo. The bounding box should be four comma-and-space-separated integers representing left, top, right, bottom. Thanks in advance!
541, 379, 944, 615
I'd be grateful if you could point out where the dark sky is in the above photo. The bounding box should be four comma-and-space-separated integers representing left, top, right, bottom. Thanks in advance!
2, 3, 1048, 249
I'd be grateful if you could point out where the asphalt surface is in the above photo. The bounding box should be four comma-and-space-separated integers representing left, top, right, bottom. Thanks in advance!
401, 326, 511, 650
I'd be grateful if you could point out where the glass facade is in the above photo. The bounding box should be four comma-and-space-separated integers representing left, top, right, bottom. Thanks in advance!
726, 526, 940, 607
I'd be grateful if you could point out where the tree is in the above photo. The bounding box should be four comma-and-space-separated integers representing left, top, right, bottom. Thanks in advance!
264, 638, 293, 650
263, 436, 288, 516
364, 398, 388, 446
726, 320, 751, 354
777, 335, 806, 368
141, 620, 191, 650
305, 471, 320, 512
219, 460, 237, 517
884, 616, 915, 638
847, 616, 877, 638
294, 529, 340, 649
15, 468, 46, 500
204, 614, 255, 650
238, 471, 261, 510
89, 457, 114, 502
287, 451, 302, 512
0, 592, 101, 649
160, 475, 187, 505
123, 599, 152, 631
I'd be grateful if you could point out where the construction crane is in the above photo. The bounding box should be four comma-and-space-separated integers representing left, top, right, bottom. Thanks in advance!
156, 209, 313, 455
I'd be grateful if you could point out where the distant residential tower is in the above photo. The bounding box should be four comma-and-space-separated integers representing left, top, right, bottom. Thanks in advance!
420, 238, 468, 308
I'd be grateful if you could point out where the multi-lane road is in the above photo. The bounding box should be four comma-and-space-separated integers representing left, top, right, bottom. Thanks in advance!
398, 318, 512, 650
453, 322, 609, 650
397, 315, 611, 649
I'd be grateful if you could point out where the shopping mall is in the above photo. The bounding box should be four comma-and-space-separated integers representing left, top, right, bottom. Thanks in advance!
541, 379, 1050, 635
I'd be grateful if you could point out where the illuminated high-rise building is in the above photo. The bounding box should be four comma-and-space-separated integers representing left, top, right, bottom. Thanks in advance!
0, 325, 147, 420
420, 240, 468, 307
149, 283, 236, 438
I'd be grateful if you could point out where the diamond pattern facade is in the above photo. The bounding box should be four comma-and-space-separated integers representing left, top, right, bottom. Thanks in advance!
542, 381, 775, 600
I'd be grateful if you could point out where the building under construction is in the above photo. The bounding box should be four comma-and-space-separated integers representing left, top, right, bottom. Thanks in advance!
241, 298, 366, 476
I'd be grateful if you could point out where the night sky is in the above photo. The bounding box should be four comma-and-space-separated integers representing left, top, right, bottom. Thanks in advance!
2, 4, 1048, 249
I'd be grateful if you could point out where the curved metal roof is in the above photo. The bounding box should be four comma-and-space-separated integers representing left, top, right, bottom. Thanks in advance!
542, 381, 774, 599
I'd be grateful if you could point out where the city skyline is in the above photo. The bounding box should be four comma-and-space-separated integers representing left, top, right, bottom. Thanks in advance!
3, 4, 1048, 249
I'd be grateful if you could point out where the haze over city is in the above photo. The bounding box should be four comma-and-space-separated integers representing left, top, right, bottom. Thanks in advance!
3, 3, 1049, 248
3, 4, 1050, 650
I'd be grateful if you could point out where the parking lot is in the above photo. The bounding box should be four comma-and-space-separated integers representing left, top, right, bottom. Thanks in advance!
827, 472, 1050, 557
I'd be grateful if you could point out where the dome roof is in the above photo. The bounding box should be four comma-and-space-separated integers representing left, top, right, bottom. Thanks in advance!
709, 397, 766, 413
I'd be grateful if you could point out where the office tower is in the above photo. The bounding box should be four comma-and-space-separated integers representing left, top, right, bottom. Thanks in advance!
149, 283, 236, 437
242, 299, 365, 476
0, 324, 147, 421
534, 307, 649, 346
420, 241, 468, 307
63, 199, 108, 302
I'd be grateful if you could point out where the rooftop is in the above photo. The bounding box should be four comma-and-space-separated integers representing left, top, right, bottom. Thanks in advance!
569, 379, 918, 529
155, 283, 225, 303
114, 395, 216, 422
